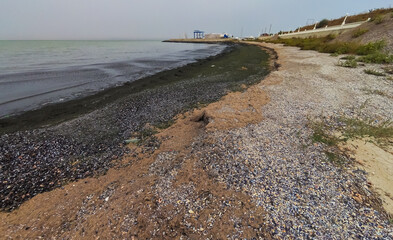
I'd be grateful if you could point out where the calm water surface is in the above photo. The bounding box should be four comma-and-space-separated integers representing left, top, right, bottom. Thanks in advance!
0, 40, 226, 117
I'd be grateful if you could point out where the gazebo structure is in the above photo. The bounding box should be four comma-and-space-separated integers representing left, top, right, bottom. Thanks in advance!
193, 30, 205, 39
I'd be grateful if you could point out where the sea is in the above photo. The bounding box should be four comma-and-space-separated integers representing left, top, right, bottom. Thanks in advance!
0, 40, 226, 118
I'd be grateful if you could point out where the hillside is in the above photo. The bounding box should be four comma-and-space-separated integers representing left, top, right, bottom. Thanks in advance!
277, 8, 393, 53
333, 12, 393, 53
298, 8, 392, 31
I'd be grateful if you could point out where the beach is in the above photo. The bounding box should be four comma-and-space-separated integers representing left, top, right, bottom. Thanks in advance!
0, 43, 270, 211
1, 41, 393, 239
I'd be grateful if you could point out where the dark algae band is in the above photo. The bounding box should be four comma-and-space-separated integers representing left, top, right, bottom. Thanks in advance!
0, 44, 270, 211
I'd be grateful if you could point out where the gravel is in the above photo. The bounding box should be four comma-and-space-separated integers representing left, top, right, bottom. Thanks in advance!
189, 45, 393, 238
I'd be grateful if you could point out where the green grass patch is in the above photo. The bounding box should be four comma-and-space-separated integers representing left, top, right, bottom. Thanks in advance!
310, 122, 341, 146
355, 40, 386, 55
324, 151, 345, 165
340, 55, 356, 60
338, 59, 357, 68
310, 117, 393, 165
364, 69, 386, 76
352, 28, 369, 38
340, 118, 393, 140
358, 52, 393, 64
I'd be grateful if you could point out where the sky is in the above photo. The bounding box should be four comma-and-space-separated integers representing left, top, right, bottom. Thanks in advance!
0, 0, 392, 40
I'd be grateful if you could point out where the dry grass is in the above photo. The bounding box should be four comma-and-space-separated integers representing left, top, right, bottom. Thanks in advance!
268, 37, 384, 55
297, 8, 392, 31
364, 69, 386, 76
352, 28, 369, 38
267, 37, 393, 64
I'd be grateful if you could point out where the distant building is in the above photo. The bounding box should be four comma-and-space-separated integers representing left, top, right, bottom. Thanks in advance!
242, 36, 255, 40
194, 30, 205, 39
205, 33, 230, 39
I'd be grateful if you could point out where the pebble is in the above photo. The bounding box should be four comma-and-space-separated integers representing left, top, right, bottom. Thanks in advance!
190, 51, 393, 238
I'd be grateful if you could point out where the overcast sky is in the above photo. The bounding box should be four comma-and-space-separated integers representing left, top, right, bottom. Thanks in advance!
0, 0, 391, 40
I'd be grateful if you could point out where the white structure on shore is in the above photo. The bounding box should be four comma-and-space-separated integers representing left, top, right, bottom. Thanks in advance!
205, 33, 230, 39
276, 18, 370, 39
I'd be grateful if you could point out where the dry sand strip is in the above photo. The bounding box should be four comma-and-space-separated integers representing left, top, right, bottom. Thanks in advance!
1, 42, 393, 239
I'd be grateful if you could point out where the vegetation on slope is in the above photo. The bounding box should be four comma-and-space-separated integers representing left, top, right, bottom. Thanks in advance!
266, 36, 393, 64
297, 8, 393, 31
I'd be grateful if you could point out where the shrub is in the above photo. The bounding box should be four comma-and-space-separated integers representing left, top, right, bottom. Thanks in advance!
358, 52, 393, 64
316, 19, 329, 28
356, 40, 385, 55
321, 42, 360, 54
339, 59, 357, 68
364, 69, 386, 76
352, 28, 369, 38
383, 66, 393, 74
340, 55, 356, 60
268, 38, 390, 61
373, 15, 384, 24
326, 34, 337, 40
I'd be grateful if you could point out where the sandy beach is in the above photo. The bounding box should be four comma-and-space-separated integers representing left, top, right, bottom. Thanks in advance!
1, 42, 393, 239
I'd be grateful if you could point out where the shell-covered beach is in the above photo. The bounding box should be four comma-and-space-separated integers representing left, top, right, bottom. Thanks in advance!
1, 41, 392, 239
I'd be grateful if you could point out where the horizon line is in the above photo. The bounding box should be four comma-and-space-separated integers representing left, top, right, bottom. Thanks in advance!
0, 38, 166, 41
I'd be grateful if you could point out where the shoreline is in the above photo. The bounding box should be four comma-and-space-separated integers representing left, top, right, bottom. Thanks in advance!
0, 44, 271, 211
0, 44, 233, 134
1, 42, 392, 238
163, 38, 238, 44
0, 40, 227, 119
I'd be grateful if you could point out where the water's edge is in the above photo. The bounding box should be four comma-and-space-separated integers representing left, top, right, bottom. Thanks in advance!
0, 43, 233, 134
0, 43, 270, 211
0, 41, 226, 118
